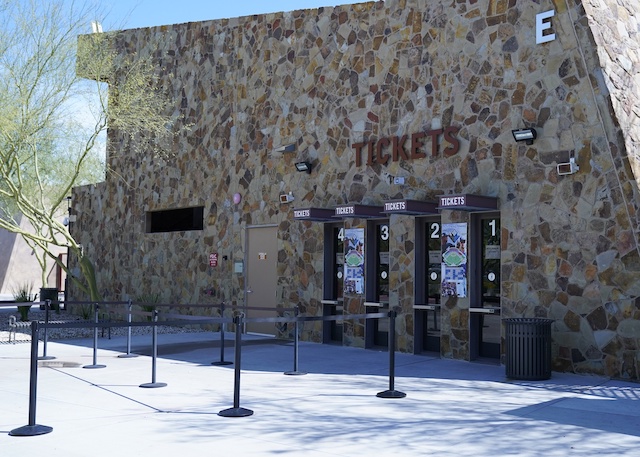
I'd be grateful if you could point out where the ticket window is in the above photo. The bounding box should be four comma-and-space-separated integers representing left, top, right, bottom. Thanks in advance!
470, 214, 501, 360
425, 220, 442, 305
322, 224, 344, 344
414, 218, 442, 354
366, 220, 390, 347
375, 222, 390, 305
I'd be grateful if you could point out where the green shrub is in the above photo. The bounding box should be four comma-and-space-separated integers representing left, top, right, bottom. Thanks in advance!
136, 293, 161, 321
12, 283, 34, 322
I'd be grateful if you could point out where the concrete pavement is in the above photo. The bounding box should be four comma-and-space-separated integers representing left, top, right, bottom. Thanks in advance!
2, 330, 640, 456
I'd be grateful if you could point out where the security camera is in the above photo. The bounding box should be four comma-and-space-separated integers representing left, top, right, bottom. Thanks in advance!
279, 193, 294, 204
557, 157, 579, 176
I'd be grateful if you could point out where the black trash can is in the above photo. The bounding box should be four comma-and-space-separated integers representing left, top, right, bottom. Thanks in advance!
39, 287, 60, 311
504, 318, 553, 380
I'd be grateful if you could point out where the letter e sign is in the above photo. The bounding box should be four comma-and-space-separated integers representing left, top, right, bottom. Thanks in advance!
536, 10, 556, 44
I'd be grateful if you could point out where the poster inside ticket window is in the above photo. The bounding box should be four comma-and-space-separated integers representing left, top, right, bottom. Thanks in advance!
343, 227, 365, 295
441, 223, 468, 297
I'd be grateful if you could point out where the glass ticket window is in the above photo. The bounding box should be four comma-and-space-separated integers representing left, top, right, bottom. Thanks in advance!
376, 222, 390, 305
426, 220, 442, 305
425, 219, 442, 352
334, 226, 345, 302
471, 214, 501, 359
366, 220, 390, 347
323, 224, 344, 343
481, 218, 501, 303
415, 218, 442, 354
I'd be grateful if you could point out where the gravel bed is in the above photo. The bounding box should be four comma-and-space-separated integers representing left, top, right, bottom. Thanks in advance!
0, 307, 215, 342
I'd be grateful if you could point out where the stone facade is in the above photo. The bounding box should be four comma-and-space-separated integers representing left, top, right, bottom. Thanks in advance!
72, 0, 640, 380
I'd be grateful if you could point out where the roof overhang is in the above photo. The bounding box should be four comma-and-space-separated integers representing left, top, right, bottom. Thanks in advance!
382, 199, 439, 215
293, 207, 336, 221
333, 204, 384, 219
436, 194, 499, 212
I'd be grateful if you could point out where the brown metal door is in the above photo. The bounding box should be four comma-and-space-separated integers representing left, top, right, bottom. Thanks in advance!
246, 226, 278, 335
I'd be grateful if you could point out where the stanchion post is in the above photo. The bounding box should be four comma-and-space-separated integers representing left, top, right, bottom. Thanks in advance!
83, 303, 106, 369
140, 309, 167, 388
218, 313, 253, 417
118, 299, 138, 358
39, 299, 55, 360
377, 307, 406, 399
284, 305, 306, 375
9, 321, 53, 437
212, 301, 232, 366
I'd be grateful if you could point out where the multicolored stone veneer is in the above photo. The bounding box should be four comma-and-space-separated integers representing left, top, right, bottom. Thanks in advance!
72, 0, 640, 380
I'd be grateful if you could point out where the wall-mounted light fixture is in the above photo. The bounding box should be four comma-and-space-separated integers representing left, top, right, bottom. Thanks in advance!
512, 128, 537, 145
273, 144, 296, 153
295, 161, 312, 174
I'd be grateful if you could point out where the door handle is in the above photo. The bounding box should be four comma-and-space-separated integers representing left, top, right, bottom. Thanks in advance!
246, 287, 253, 294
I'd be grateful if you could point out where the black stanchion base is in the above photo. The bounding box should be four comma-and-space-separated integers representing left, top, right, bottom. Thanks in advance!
218, 407, 254, 417
83, 364, 106, 369
118, 354, 139, 358
38, 355, 56, 361
139, 382, 167, 388
376, 390, 407, 399
211, 360, 233, 366
9, 424, 53, 436
284, 370, 307, 376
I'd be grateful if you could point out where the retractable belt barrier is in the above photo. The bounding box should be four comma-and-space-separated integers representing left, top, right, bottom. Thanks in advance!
9, 305, 406, 436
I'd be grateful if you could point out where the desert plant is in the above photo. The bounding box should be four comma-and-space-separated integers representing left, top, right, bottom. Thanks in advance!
136, 293, 161, 321
78, 303, 93, 320
12, 283, 34, 322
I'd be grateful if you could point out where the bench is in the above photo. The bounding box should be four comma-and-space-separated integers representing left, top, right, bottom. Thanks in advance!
8, 315, 31, 343
7, 316, 66, 344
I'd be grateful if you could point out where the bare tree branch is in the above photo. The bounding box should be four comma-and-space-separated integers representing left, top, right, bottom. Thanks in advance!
0, 0, 187, 300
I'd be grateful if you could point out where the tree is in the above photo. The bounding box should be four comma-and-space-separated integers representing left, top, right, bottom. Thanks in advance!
0, 0, 183, 300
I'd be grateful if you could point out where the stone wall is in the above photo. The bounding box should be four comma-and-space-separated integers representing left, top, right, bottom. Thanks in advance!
582, 0, 640, 177
577, 0, 640, 379
71, 0, 640, 379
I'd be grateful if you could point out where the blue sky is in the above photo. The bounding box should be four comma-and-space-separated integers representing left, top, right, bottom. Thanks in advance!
100, 0, 365, 31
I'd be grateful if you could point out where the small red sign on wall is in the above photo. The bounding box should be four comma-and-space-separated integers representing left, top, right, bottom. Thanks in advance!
209, 253, 218, 267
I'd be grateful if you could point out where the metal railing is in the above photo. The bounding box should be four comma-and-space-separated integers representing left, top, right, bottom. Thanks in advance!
9, 303, 405, 436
